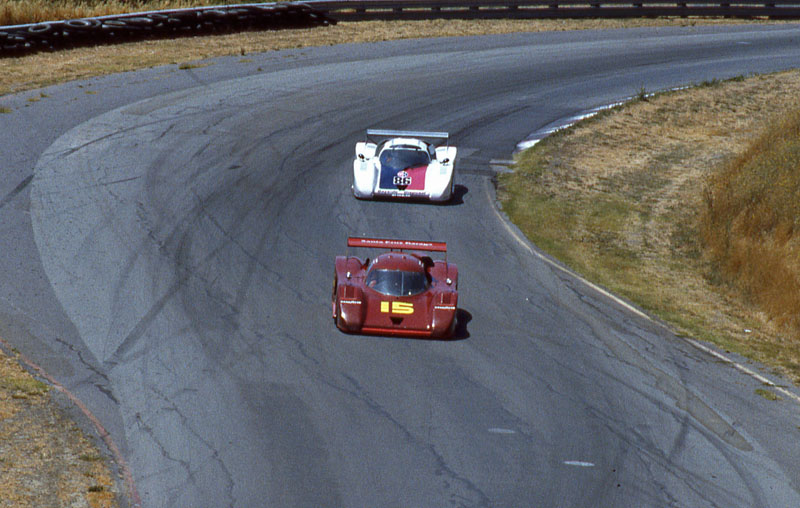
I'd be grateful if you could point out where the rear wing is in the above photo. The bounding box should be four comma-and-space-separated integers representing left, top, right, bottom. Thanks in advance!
345, 237, 452, 282
366, 129, 449, 145
348, 237, 447, 253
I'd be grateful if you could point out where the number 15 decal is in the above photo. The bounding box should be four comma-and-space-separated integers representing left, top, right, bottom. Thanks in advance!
380, 301, 414, 314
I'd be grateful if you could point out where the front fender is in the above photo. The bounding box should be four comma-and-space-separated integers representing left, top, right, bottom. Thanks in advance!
353, 158, 377, 198
430, 291, 458, 338
336, 284, 365, 332
425, 158, 456, 201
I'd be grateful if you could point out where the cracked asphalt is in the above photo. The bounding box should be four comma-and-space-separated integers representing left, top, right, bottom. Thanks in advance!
3, 25, 800, 507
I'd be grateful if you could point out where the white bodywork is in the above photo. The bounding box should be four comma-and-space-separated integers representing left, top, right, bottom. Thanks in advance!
352, 130, 457, 202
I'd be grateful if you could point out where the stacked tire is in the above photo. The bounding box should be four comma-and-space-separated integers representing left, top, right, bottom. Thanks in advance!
0, 3, 335, 57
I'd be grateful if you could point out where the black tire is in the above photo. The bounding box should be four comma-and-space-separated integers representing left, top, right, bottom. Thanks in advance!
64, 18, 102, 30
27, 23, 53, 34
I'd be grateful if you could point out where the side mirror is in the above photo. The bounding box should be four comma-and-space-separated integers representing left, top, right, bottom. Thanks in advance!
436, 146, 455, 165
356, 142, 377, 160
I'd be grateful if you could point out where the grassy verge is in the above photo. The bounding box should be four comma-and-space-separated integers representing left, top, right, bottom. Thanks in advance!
498, 71, 800, 383
0, 346, 117, 508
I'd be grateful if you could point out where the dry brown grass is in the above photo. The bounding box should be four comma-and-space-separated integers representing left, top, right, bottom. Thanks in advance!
499, 72, 800, 382
0, 0, 242, 26
0, 347, 117, 508
701, 109, 800, 333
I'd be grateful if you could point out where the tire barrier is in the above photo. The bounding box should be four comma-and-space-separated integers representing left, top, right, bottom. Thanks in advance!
308, 0, 800, 21
0, 3, 335, 57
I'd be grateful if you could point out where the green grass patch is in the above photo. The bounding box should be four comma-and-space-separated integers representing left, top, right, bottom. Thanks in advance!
178, 62, 211, 70
0, 376, 49, 396
755, 388, 781, 401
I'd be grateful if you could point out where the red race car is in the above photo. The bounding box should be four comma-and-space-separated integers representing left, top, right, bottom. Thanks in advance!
332, 237, 458, 338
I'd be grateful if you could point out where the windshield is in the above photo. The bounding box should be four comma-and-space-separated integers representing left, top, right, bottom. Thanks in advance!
365, 269, 429, 296
379, 147, 430, 171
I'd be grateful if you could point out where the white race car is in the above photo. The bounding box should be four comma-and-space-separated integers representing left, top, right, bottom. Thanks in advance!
352, 129, 457, 202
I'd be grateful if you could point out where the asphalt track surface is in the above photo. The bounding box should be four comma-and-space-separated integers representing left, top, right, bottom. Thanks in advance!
2, 24, 800, 508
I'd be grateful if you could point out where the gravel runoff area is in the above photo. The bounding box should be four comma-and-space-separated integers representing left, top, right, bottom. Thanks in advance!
0, 17, 792, 507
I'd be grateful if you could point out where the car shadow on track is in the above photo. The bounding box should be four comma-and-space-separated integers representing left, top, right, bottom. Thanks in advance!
441, 184, 468, 206
449, 308, 472, 340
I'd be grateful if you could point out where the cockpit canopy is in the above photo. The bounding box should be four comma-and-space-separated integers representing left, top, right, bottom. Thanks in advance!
365, 268, 429, 296
378, 146, 431, 172
364, 252, 431, 296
